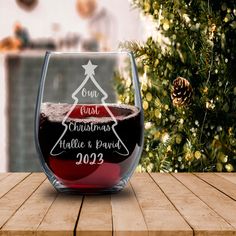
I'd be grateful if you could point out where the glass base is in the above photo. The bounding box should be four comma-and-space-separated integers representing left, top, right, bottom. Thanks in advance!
48, 174, 128, 195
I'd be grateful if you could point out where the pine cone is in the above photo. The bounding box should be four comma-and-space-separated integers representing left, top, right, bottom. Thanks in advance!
171, 77, 193, 107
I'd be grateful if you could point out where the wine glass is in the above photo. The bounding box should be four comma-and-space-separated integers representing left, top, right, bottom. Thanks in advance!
35, 51, 144, 194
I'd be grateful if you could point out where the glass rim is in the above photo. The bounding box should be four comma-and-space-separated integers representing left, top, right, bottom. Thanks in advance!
45, 50, 133, 56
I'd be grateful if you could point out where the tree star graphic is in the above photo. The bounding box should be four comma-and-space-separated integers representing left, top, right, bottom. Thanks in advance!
82, 60, 98, 76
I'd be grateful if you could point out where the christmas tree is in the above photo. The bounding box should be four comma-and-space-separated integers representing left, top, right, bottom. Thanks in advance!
50, 60, 129, 157
118, 0, 236, 172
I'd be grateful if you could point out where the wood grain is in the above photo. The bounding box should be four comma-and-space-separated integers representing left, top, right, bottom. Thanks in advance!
151, 173, 235, 236
0, 173, 46, 229
1, 173, 236, 236
174, 173, 236, 230
0, 173, 30, 199
131, 173, 192, 236
196, 173, 236, 201
215, 173, 236, 185
37, 194, 83, 236
111, 183, 148, 236
0, 173, 11, 182
0, 179, 57, 236
76, 195, 112, 236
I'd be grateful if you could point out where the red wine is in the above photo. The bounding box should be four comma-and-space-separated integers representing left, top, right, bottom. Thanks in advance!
39, 103, 142, 190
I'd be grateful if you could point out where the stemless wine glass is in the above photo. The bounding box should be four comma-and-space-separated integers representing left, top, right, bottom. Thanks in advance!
35, 51, 144, 194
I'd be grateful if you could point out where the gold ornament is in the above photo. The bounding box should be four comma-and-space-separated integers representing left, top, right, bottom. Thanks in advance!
225, 164, 234, 172
146, 92, 153, 101
163, 19, 170, 31
216, 163, 223, 172
194, 151, 201, 159
218, 152, 228, 163
203, 86, 208, 94
144, 1, 151, 12
152, 1, 159, 10
143, 100, 149, 110
154, 109, 162, 118
185, 152, 193, 161
175, 134, 182, 144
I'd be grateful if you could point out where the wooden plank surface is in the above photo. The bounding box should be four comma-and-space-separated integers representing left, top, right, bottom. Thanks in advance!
37, 194, 83, 236
130, 173, 192, 236
0, 179, 57, 236
174, 173, 236, 230
151, 173, 234, 236
196, 173, 236, 201
1, 173, 236, 236
111, 183, 148, 236
0, 173, 46, 229
76, 195, 112, 236
0, 173, 30, 198
0, 173, 11, 182
216, 173, 236, 185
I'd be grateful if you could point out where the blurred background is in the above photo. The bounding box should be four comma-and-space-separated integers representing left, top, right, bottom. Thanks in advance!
1, 0, 236, 173
0, 0, 144, 171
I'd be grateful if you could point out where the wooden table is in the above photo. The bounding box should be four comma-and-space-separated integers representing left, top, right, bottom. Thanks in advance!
0, 173, 236, 236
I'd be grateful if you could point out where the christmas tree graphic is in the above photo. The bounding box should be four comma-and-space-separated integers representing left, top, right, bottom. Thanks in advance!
50, 60, 129, 157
